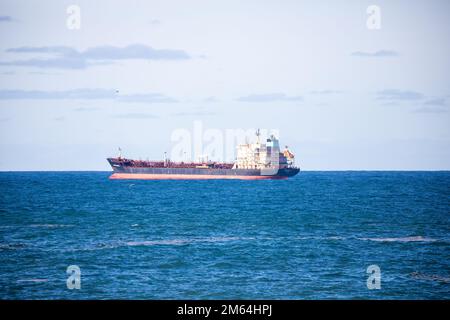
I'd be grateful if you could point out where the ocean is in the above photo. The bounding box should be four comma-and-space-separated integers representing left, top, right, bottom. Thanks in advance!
0, 171, 449, 299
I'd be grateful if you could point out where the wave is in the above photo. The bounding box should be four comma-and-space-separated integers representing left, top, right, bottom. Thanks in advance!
77, 236, 247, 251
17, 279, 49, 283
0, 243, 27, 250
358, 236, 437, 243
60, 235, 444, 253
126, 239, 191, 246
0, 224, 74, 229
410, 272, 450, 283
28, 224, 75, 228
125, 236, 243, 247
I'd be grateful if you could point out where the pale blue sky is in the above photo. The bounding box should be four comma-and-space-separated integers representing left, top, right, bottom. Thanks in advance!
0, 0, 449, 170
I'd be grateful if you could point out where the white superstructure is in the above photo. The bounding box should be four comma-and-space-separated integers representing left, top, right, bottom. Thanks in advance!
233, 131, 295, 170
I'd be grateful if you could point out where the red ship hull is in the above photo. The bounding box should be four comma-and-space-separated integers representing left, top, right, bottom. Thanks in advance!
109, 173, 288, 180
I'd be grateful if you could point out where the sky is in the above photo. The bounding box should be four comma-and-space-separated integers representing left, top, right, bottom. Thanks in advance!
0, 0, 449, 170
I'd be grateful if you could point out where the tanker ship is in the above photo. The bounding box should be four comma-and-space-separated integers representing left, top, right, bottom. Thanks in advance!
107, 131, 300, 180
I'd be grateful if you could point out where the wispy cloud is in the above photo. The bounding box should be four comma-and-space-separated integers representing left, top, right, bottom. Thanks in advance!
1, 44, 191, 69
28, 71, 61, 75
423, 97, 447, 107
413, 106, 447, 114
309, 90, 343, 95
117, 93, 177, 103
0, 16, 13, 22
0, 89, 177, 103
0, 88, 115, 100
351, 50, 399, 57
376, 90, 448, 113
111, 113, 158, 119
376, 89, 424, 101
413, 97, 448, 113
73, 107, 99, 112
203, 96, 219, 103
171, 111, 216, 117
149, 19, 161, 26
237, 93, 303, 102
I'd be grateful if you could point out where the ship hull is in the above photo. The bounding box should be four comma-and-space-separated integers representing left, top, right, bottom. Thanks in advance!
107, 158, 300, 180
109, 173, 289, 180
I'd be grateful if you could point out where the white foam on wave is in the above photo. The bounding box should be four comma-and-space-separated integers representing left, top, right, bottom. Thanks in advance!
126, 239, 190, 246
0, 224, 74, 229
125, 236, 244, 247
77, 236, 251, 251
17, 279, 48, 283
359, 236, 437, 243
28, 224, 74, 228
410, 272, 450, 283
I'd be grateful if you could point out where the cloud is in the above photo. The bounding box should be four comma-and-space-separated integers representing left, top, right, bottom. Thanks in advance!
237, 93, 303, 102
203, 96, 219, 103
413, 107, 447, 114
423, 98, 447, 107
377, 91, 449, 111
0, 16, 13, 22
0, 89, 177, 103
0, 57, 90, 69
309, 90, 342, 95
0, 88, 116, 100
351, 50, 399, 57
28, 71, 62, 76
117, 93, 177, 103
111, 113, 158, 119
1, 44, 191, 69
413, 97, 448, 113
376, 89, 424, 101
149, 19, 161, 26
73, 107, 99, 112
171, 111, 216, 117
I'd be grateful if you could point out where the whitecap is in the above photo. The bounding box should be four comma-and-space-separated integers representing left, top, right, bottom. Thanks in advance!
125, 236, 244, 247
80, 236, 251, 251
17, 279, 48, 283
126, 239, 190, 246
359, 236, 437, 243
28, 224, 74, 228
410, 272, 450, 283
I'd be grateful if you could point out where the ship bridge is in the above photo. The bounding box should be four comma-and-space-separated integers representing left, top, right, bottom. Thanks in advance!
233, 131, 296, 170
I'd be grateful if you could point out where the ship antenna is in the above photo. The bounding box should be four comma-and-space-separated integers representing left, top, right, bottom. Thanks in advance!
256, 128, 260, 144
118, 147, 122, 159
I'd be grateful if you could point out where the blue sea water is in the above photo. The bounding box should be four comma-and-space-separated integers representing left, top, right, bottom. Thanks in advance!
0, 171, 449, 299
